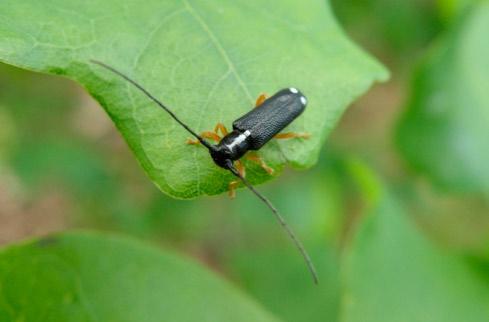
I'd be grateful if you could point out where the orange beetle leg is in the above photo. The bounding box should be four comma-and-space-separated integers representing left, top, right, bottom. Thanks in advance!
186, 131, 221, 145
255, 93, 268, 108
274, 132, 311, 140
246, 153, 274, 175
228, 160, 245, 198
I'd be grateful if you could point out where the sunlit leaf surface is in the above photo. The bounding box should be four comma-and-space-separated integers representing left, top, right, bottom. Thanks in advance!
0, 0, 387, 198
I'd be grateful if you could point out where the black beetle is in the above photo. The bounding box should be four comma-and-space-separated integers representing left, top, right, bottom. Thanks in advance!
209, 88, 307, 164
91, 60, 318, 284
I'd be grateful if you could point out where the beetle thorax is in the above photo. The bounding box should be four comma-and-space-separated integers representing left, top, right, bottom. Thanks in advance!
210, 130, 251, 168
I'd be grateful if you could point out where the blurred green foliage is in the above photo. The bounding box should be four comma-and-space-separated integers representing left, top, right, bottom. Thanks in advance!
343, 161, 489, 322
331, 0, 443, 67
397, 2, 489, 195
0, 0, 489, 321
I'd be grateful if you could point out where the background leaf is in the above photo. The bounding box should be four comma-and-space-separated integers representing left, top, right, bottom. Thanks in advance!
396, 2, 489, 195
341, 173, 489, 322
0, 232, 280, 322
223, 155, 346, 322
0, 0, 387, 198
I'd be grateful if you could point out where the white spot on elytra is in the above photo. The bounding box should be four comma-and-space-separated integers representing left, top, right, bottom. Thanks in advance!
289, 87, 298, 94
300, 96, 307, 105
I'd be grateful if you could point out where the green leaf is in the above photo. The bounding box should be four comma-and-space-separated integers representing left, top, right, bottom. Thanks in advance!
229, 247, 340, 322
224, 157, 346, 322
341, 187, 489, 322
0, 232, 280, 322
437, 0, 474, 22
0, 0, 387, 198
396, 2, 489, 195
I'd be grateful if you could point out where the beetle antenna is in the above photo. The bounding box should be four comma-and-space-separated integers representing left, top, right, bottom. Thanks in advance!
227, 161, 319, 284
90, 60, 216, 151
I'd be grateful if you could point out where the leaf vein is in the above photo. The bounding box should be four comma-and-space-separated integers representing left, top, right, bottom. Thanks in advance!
183, 0, 254, 104
132, 7, 187, 69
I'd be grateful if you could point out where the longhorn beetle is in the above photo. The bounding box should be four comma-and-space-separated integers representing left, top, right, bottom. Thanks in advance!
90, 60, 318, 284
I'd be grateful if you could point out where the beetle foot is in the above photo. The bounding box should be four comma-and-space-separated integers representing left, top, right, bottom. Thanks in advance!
274, 132, 311, 139
246, 153, 274, 175
254, 93, 268, 108
186, 131, 221, 145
